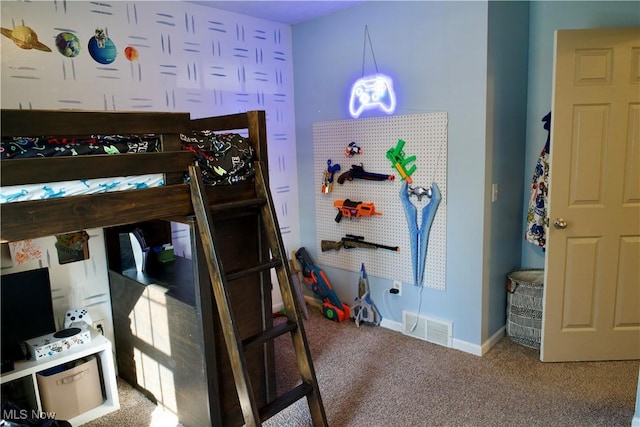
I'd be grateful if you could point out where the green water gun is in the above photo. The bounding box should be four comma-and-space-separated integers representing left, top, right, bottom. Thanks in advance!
386, 139, 417, 184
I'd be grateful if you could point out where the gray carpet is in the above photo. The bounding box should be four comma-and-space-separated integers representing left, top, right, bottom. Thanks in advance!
83, 307, 639, 427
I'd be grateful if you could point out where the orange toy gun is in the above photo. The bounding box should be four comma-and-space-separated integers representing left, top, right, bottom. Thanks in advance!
333, 199, 382, 223
386, 139, 417, 184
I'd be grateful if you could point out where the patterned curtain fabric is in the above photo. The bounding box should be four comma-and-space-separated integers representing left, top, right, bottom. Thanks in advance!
525, 112, 551, 251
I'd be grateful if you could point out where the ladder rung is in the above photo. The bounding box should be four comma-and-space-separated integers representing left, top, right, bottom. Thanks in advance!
188, 163, 328, 426
226, 258, 282, 281
259, 382, 314, 422
242, 320, 298, 352
208, 197, 266, 213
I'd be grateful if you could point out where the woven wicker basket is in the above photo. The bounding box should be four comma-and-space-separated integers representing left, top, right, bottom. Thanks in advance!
506, 269, 544, 350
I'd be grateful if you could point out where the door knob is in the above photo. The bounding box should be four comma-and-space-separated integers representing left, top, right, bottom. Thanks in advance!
553, 218, 568, 229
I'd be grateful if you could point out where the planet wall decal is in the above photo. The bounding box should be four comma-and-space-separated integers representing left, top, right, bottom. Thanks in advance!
55, 32, 81, 58
0, 25, 51, 52
88, 28, 116, 64
124, 46, 139, 61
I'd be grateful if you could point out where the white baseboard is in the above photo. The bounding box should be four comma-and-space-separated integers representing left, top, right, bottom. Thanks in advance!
482, 326, 505, 355
294, 302, 506, 358
272, 302, 284, 314
632, 414, 640, 427
273, 296, 320, 315
452, 326, 505, 356
380, 317, 403, 332
452, 339, 482, 356
381, 319, 505, 357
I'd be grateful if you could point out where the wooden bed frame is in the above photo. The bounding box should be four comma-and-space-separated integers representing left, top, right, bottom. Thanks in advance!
0, 109, 274, 427
0, 109, 268, 242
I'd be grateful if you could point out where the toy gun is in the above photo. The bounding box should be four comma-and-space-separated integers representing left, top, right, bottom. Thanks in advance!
337, 164, 394, 185
295, 247, 350, 322
345, 141, 362, 157
333, 199, 382, 223
351, 264, 381, 327
386, 139, 416, 184
288, 251, 309, 320
321, 159, 341, 194
320, 234, 399, 253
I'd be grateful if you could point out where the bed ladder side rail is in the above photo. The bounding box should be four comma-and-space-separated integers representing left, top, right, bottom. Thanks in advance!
188, 163, 328, 427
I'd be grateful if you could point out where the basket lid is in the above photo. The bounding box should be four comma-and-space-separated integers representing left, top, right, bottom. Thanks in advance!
507, 269, 544, 287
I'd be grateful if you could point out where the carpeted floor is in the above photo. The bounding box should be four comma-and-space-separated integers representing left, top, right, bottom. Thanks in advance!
82, 307, 639, 427
81, 377, 182, 427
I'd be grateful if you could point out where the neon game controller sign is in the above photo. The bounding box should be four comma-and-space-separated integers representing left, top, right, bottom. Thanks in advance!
349, 74, 397, 118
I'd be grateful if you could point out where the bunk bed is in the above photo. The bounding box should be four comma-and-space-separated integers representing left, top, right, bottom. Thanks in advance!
0, 109, 275, 427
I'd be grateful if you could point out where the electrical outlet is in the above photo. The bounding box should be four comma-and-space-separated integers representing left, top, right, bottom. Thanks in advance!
392, 280, 402, 296
93, 319, 104, 330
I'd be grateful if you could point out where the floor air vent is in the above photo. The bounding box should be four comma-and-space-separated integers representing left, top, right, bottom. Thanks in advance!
402, 311, 452, 348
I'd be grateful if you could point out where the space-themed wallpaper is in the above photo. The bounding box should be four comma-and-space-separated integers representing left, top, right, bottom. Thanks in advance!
0, 2, 295, 121
1, 0, 299, 310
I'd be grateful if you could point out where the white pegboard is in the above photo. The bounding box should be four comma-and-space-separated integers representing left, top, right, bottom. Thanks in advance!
313, 112, 447, 290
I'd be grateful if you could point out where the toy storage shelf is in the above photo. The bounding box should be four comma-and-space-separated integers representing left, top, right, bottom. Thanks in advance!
0, 333, 120, 426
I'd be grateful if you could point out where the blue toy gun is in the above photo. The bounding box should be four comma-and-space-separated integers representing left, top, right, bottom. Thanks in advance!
295, 247, 350, 322
321, 159, 341, 194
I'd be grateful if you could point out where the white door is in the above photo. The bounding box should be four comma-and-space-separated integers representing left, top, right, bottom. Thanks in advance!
542, 28, 640, 362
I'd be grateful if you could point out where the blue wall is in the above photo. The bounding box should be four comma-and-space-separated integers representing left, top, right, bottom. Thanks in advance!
484, 0, 530, 342
293, 1, 491, 347
293, 0, 639, 349
521, 0, 640, 269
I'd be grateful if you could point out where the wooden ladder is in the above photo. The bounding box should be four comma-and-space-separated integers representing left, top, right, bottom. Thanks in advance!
188, 163, 328, 427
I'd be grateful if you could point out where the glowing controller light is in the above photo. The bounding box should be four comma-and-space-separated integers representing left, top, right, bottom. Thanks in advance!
348, 74, 397, 118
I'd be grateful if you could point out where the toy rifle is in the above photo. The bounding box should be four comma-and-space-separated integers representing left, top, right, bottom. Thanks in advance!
336, 164, 394, 184
386, 139, 417, 184
333, 199, 382, 223
320, 234, 399, 252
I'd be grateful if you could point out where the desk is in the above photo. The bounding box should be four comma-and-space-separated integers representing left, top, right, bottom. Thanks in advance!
107, 215, 275, 427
